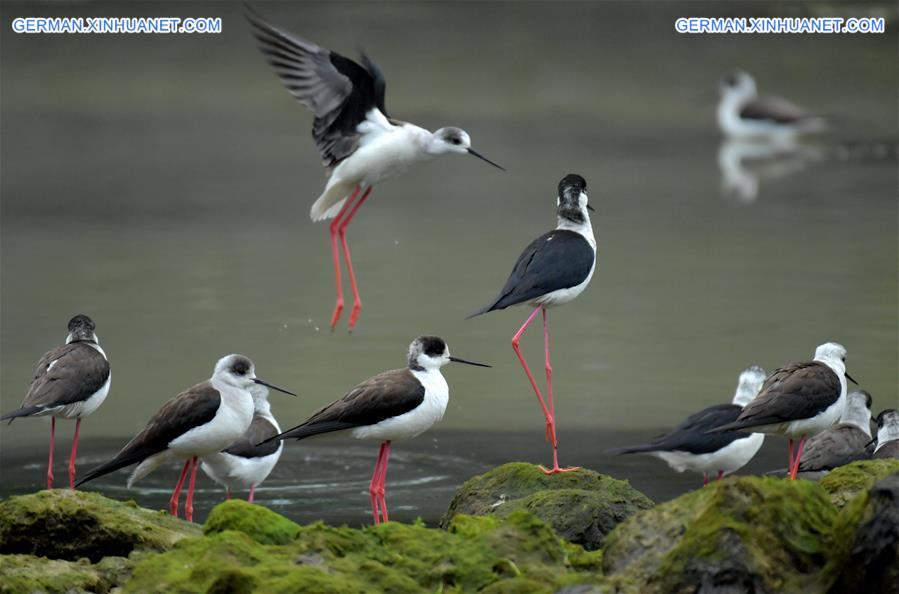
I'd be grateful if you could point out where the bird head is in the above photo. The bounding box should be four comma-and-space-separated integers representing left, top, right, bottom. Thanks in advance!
431, 127, 504, 170
66, 314, 98, 344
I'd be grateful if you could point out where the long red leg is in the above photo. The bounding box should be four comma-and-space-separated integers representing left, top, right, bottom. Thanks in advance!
68, 418, 81, 489
541, 310, 579, 474
787, 438, 794, 478
226, 488, 232, 500
339, 187, 372, 332
184, 456, 199, 522
47, 417, 56, 490
377, 441, 391, 523
329, 187, 361, 331
170, 460, 191, 516
716, 470, 724, 481
790, 436, 807, 480
703, 472, 709, 486
248, 485, 255, 503
369, 443, 387, 524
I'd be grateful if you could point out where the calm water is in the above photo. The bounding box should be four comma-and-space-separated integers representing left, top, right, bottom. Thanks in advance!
1, 2, 897, 521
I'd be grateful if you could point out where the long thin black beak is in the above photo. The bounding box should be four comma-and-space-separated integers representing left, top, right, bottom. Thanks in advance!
254, 378, 298, 396
845, 372, 859, 386
586, 204, 595, 212
449, 356, 491, 368
467, 148, 505, 171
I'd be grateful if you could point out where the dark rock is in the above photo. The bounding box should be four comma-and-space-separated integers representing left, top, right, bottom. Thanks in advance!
440, 462, 653, 550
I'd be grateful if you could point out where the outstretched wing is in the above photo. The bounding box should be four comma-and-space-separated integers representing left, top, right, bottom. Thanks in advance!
246, 6, 387, 167
469, 230, 594, 316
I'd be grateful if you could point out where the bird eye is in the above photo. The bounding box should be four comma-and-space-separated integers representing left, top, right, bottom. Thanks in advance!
450, 137, 461, 145
841, 357, 846, 362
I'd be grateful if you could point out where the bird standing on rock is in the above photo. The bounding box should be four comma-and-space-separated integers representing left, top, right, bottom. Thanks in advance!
470, 174, 596, 474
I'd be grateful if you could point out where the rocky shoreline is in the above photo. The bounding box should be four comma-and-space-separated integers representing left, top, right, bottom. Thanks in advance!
1, 459, 897, 594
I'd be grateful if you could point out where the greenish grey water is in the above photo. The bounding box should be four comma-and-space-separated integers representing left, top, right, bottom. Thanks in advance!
1, 2, 897, 515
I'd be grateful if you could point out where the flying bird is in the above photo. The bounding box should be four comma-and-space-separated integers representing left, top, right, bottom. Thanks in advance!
77, 354, 295, 522
246, 7, 504, 332
469, 174, 595, 474
614, 365, 767, 485
711, 342, 857, 480
264, 336, 489, 524
1, 315, 110, 490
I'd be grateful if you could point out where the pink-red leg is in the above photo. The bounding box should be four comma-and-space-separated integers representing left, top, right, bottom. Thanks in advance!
47, 417, 56, 490
369, 442, 388, 524
376, 441, 392, 523
329, 187, 361, 331
68, 418, 81, 489
787, 438, 794, 475
789, 436, 807, 480
248, 485, 255, 503
703, 472, 709, 486
170, 460, 191, 516
226, 488, 232, 500
338, 187, 372, 332
716, 470, 724, 481
541, 309, 578, 474
184, 456, 199, 522
512, 307, 577, 475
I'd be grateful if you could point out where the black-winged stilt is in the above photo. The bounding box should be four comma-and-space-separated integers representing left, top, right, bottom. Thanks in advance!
796, 390, 872, 473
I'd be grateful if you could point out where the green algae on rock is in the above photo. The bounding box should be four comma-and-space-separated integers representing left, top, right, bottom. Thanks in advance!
601, 476, 838, 594
0, 554, 131, 594
826, 471, 899, 594
0, 489, 200, 562
819, 458, 899, 508
204, 499, 300, 545
440, 462, 653, 551
124, 511, 603, 593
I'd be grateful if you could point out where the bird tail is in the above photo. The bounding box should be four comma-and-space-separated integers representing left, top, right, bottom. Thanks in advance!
607, 444, 659, 455
707, 420, 752, 434
257, 421, 354, 446
1, 406, 43, 422
310, 180, 356, 221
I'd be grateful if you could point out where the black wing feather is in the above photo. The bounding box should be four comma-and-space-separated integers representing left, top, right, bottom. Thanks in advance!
797, 424, 871, 471
270, 369, 425, 442
615, 404, 751, 456
76, 382, 220, 486
223, 415, 281, 458
470, 230, 594, 317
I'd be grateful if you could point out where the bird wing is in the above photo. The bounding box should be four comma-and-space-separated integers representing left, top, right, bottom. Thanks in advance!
223, 415, 281, 458
716, 362, 841, 431
615, 404, 750, 455
2, 343, 110, 420
739, 95, 811, 123
246, 7, 387, 167
274, 369, 425, 441
469, 230, 594, 316
797, 424, 870, 471
874, 441, 899, 460
76, 382, 221, 485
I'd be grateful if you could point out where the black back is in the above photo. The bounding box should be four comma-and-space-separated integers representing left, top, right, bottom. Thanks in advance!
797, 424, 871, 472
273, 368, 425, 441
76, 382, 221, 486
470, 230, 594, 316
616, 404, 752, 456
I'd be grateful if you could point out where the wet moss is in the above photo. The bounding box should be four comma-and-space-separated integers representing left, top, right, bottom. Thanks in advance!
0, 489, 200, 562
819, 458, 899, 507
0, 553, 131, 594
123, 512, 602, 593
204, 499, 300, 545
441, 462, 653, 550
602, 476, 838, 594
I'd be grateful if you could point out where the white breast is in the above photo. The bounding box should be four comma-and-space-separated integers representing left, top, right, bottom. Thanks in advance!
168, 387, 254, 457
351, 369, 448, 442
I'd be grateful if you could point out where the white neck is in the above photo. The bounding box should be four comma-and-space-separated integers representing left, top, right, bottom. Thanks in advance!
840, 402, 872, 437
877, 421, 899, 450
556, 215, 595, 248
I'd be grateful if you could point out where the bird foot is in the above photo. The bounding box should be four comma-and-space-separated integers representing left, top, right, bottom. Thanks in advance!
539, 465, 580, 475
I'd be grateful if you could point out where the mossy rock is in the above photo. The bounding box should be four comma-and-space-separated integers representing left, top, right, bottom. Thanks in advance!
0, 489, 200, 562
819, 458, 899, 507
124, 512, 603, 593
0, 554, 131, 594
204, 499, 300, 545
602, 476, 838, 594
826, 471, 899, 594
440, 462, 653, 551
